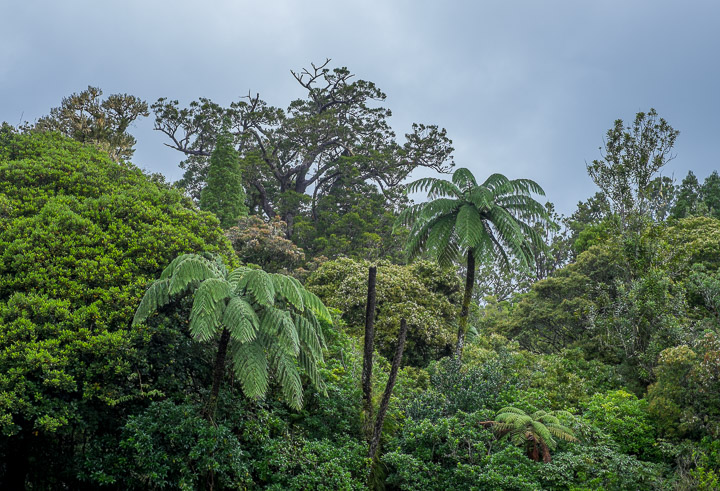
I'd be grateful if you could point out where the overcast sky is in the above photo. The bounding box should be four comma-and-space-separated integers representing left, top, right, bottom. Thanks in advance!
2, 0, 718, 215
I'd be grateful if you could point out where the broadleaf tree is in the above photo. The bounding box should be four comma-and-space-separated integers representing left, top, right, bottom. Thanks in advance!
152, 60, 454, 236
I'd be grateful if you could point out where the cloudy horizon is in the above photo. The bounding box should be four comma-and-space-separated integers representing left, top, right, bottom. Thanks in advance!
2, 0, 718, 216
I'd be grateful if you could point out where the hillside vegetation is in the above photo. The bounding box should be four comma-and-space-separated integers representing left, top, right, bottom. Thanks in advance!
1, 71, 719, 490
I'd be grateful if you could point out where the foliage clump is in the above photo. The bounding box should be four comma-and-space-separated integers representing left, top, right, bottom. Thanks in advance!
0, 130, 233, 482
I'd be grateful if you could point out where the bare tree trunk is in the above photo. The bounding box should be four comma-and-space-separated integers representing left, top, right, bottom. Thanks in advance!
368, 318, 409, 465
207, 328, 231, 417
361, 266, 378, 441
455, 249, 476, 359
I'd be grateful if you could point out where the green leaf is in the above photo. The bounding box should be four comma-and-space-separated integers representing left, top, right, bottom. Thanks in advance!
223, 296, 258, 343
189, 278, 231, 341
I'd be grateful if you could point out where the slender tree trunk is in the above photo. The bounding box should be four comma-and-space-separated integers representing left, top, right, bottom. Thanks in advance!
361, 266, 378, 441
207, 328, 231, 417
368, 318, 409, 466
455, 249, 476, 360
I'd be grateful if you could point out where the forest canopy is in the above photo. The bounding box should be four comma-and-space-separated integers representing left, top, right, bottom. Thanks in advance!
1, 66, 720, 490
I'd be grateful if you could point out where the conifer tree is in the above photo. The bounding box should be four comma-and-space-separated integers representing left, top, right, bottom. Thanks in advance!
200, 123, 247, 228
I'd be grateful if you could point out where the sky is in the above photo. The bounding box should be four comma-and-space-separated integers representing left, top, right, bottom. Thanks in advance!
1, 0, 718, 216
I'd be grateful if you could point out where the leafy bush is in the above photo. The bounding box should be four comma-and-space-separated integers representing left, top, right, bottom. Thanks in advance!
0, 131, 233, 485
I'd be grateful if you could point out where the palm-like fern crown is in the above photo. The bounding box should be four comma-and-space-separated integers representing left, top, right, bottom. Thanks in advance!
133, 254, 331, 410
396, 168, 552, 268
494, 406, 577, 450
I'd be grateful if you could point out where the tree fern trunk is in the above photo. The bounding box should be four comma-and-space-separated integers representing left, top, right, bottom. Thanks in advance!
368, 318, 408, 466
361, 266, 377, 442
455, 249, 476, 359
207, 328, 231, 417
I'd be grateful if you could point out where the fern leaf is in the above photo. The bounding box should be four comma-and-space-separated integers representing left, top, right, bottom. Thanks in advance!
272, 274, 304, 311
301, 290, 332, 325
189, 278, 231, 342
298, 349, 326, 396
231, 340, 269, 399
168, 255, 216, 295
237, 269, 275, 307
295, 314, 324, 362
132, 278, 171, 325
451, 167, 478, 191
223, 296, 258, 343
268, 346, 303, 410
456, 203, 484, 249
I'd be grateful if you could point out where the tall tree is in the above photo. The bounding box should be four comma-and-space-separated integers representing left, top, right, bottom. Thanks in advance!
586, 108, 679, 229
701, 171, 720, 218
152, 60, 454, 236
396, 168, 552, 358
200, 123, 248, 228
133, 253, 331, 413
34, 86, 148, 162
670, 171, 701, 219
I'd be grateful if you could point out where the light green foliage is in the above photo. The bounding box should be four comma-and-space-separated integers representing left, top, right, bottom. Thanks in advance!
134, 253, 330, 409
257, 436, 367, 490
306, 257, 462, 366
506, 216, 720, 388
671, 171, 702, 219
584, 390, 656, 458
199, 125, 247, 228
34, 86, 149, 162
0, 130, 232, 483
538, 443, 666, 490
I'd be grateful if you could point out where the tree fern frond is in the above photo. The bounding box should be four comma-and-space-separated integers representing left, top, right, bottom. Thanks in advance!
159, 254, 197, 280
227, 266, 254, 287
272, 274, 304, 311
395, 203, 425, 229
268, 346, 303, 410
467, 186, 493, 211
295, 314, 324, 362
451, 167, 478, 191
425, 214, 458, 266
546, 424, 578, 442
456, 203, 485, 249
301, 289, 332, 325
189, 278, 232, 342
231, 340, 269, 399
482, 173, 511, 193
298, 349, 326, 396
168, 254, 217, 295
223, 296, 258, 343
511, 178, 546, 196
237, 269, 275, 307
133, 278, 171, 325
418, 198, 459, 222
529, 421, 554, 447
406, 177, 461, 198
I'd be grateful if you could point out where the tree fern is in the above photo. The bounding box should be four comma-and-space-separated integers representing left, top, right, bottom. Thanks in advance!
133, 253, 328, 413
397, 167, 553, 358
494, 406, 578, 463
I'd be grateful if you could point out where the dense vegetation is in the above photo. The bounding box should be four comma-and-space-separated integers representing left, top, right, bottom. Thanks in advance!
1, 67, 720, 490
